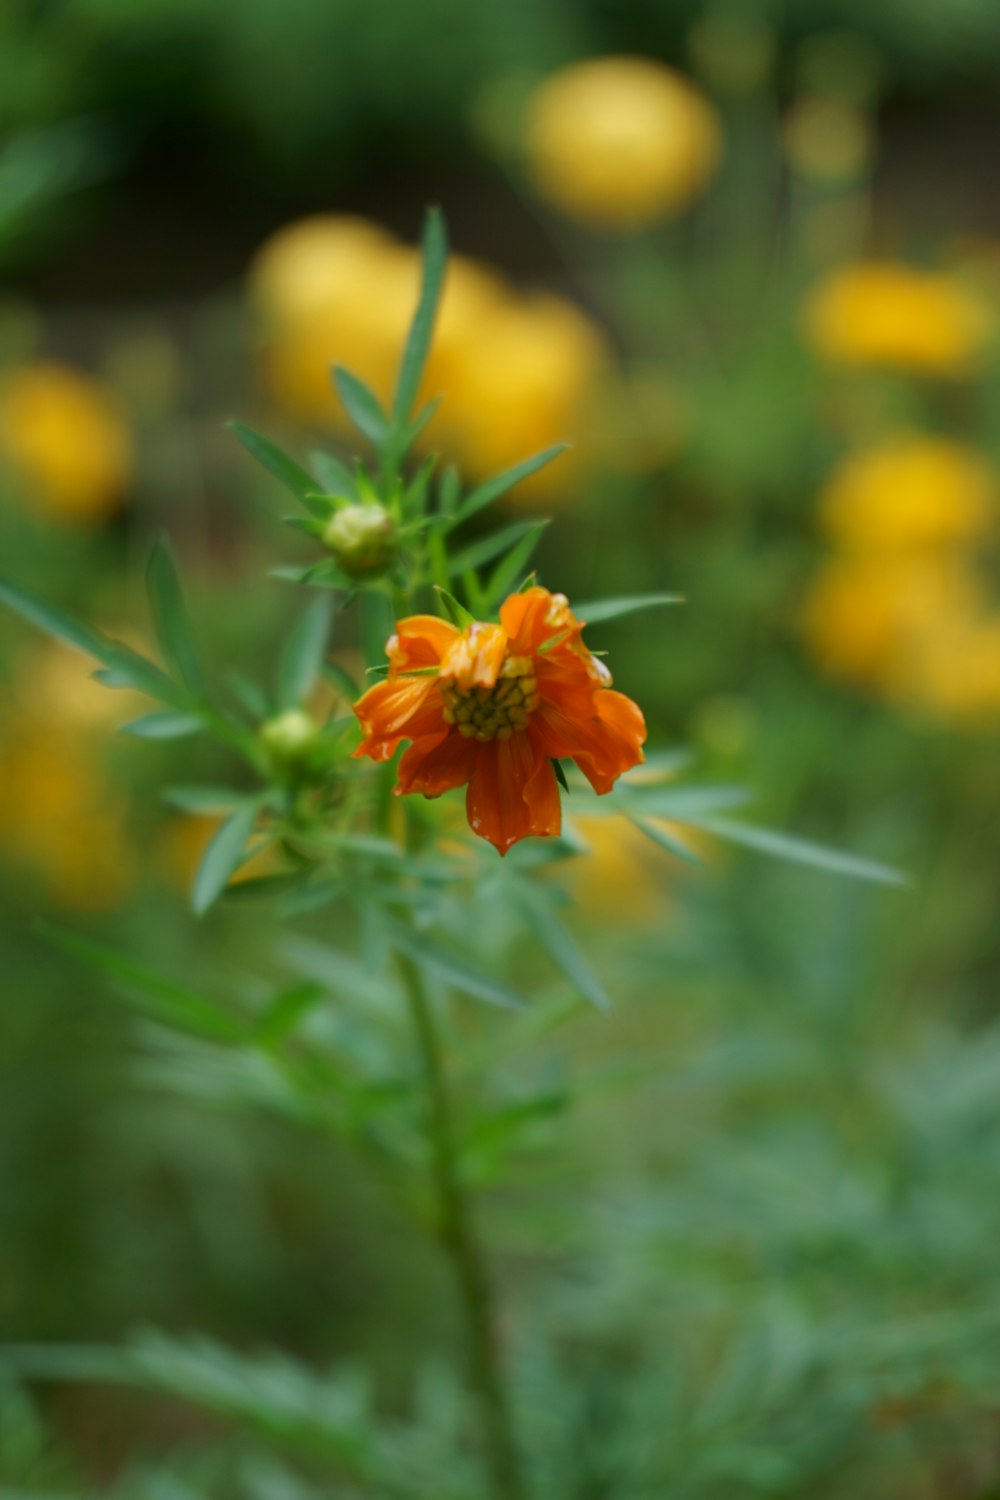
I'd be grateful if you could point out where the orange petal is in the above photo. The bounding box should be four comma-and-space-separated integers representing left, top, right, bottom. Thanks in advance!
396, 727, 479, 795
465, 727, 561, 854
535, 687, 646, 794
440, 622, 508, 690
388, 614, 459, 673
500, 586, 580, 655
353, 676, 445, 761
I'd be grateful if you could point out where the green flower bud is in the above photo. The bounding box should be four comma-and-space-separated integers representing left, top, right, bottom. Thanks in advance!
259, 708, 324, 777
322, 502, 397, 579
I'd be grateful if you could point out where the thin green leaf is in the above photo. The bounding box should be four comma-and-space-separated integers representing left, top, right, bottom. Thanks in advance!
146, 537, 204, 697
229, 421, 324, 515
163, 785, 257, 813
391, 927, 524, 1010
619, 784, 750, 819
38, 924, 246, 1042
628, 815, 704, 866
309, 450, 356, 495
192, 804, 259, 915
253, 982, 328, 1046
485, 521, 550, 605
434, 586, 476, 629
439, 465, 461, 515
394, 207, 448, 424
552, 759, 570, 793
697, 818, 907, 886
450, 445, 567, 526
403, 394, 442, 450
227, 671, 269, 719
518, 898, 609, 1010
449, 519, 548, 579
276, 595, 334, 711
575, 592, 684, 625
332, 367, 390, 450
0, 577, 187, 708
119, 711, 204, 740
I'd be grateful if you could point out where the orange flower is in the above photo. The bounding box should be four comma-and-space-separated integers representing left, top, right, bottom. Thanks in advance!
353, 588, 647, 854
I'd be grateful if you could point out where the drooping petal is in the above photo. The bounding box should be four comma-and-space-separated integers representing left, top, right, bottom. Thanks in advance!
440, 622, 508, 690
388, 615, 459, 673
535, 687, 646, 793
353, 676, 446, 761
500, 586, 580, 655
396, 727, 479, 796
466, 728, 561, 854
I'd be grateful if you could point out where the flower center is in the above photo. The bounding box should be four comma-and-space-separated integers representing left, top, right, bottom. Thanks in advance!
440, 654, 540, 741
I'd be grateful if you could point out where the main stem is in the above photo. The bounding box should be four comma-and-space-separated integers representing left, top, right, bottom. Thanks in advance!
397, 951, 525, 1500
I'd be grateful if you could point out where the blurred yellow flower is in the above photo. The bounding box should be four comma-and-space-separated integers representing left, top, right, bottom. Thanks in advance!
801, 554, 981, 691
802, 262, 992, 376
0, 731, 135, 910
907, 614, 1000, 721
0, 360, 133, 524
564, 813, 665, 923
439, 292, 608, 495
818, 436, 996, 554
249, 215, 609, 493
0, 641, 148, 909
249, 215, 508, 427
523, 56, 722, 229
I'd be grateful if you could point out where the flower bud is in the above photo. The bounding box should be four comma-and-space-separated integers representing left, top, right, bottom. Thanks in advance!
259, 708, 324, 777
322, 502, 397, 578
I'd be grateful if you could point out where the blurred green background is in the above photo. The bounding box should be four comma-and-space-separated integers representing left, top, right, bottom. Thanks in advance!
4, 0, 1000, 1495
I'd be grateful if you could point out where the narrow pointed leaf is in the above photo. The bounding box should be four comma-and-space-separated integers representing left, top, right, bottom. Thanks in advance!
38, 924, 246, 1042
394, 207, 448, 424
192, 804, 259, 915
229, 421, 324, 514
450, 444, 567, 526
434, 586, 476, 629
146, 537, 204, 697
449, 519, 549, 579
253, 982, 329, 1046
628, 815, 704, 866
620, 784, 750, 819
332, 367, 390, 450
486, 521, 550, 604
391, 927, 524, 1010
276, 594, 334, 711
0, 577, 186, 708
575, 592, 684, 625
163, 785, 256, 813
309, 450, 356, 496
697, 818, 907, 886
518, 898, 609, 1010
120, 711, 204, 740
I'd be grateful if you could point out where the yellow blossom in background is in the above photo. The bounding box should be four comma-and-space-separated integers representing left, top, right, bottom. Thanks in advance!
248, 215, 609, 491
523, 56, 722, 229
563, 814, 665, 924
802, 262, 993, 376
0, 642, 146, 909
0, 729, 135, 910
818, 436, 997, 555
438, 293, 608, 495
801, 554, 982, 693
907, 614, 1000, 722
249, 216, 509, 425
0, 360, 133, 524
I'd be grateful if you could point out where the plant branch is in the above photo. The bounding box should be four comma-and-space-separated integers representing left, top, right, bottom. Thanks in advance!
396, 950, 526, 1500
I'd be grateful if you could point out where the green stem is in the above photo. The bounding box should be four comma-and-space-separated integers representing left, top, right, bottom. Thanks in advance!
396, 951, 526, 1500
